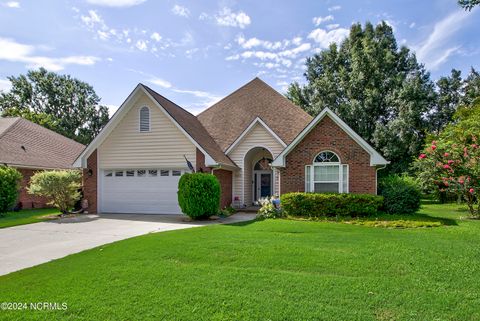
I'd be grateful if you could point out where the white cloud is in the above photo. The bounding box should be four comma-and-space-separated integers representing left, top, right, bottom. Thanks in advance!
312, 15, 334, 26
105, 104, 119, 117
0, 79, 12, 92
148, 76, 172, 88
80, 10, 120, 41
409, 22, 416, 29
326, 23, 340, 30
215, 8, 251, 29
236, 34, 292, 50
3, 1, 20, 8
150, 32, 162, 42
308, 27, 349, 48
0, 37, 99, 71
135, 39, 148, 51
85, 0, 146, 7
328, 5, 341, 11
415, 9, 471, 70
171, 4, 190, 17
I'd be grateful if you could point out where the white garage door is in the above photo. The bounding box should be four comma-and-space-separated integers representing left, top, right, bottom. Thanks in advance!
100, 169, 185, 214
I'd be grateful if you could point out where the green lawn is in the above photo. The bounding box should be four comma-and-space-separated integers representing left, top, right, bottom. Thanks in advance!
1, 203, 479, 320
0, 208, 61, 229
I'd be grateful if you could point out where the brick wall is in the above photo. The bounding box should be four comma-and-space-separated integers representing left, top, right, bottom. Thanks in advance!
213, 169, 233, 209
82, 150, 98, 213
195, 148, 211, 173
16, 168, 49, 209
279, 115, 377, 194
196, 148, 232, 208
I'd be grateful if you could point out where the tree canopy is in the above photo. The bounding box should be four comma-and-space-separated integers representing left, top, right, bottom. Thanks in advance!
287, 22, 436, 174
0, 68, 109, 144
458, 0, 480, 10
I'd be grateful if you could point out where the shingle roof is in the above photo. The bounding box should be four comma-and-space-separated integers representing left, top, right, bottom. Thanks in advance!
197, 77, 313, 151
0, 117, 85, 169
142, 85, 237, 168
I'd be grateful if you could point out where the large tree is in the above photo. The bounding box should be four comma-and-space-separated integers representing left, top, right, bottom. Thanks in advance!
430, 69, 463, 134
287, 22, 436, 174
458, 0, 480, 10
0, 68, 109, 144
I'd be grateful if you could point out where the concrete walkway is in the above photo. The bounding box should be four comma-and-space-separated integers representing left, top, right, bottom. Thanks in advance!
0, 213, 256, 276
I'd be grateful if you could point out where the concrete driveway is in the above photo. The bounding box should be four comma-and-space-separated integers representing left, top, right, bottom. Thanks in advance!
0, 213, 256, 276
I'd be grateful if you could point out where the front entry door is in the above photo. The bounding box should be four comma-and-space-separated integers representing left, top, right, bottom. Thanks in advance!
254, 171, 272, 202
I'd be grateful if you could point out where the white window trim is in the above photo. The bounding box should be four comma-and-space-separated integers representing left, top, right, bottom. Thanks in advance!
306, 151, 349, 193
139, 106, 151, 132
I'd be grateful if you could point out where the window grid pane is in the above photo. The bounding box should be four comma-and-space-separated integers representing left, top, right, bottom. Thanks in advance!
314, 165, 339, 182
137, 170, 146, 177
314, 183, 339, 193
305, 166, 311, 192
160, 170, 169, 176
148, 170, 158, 177
342, 164, 348, 193
126, 170, 135, 177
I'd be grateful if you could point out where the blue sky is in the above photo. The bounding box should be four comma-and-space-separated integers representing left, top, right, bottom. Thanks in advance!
0, 0, 478, 115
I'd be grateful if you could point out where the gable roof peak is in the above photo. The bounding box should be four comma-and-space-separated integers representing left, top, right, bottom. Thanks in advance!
197, 77, 312, 151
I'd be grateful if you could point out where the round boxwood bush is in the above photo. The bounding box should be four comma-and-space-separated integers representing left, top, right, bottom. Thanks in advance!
0, 166, 22, 214
378, 175, 421, 214
177, 173, 221, 219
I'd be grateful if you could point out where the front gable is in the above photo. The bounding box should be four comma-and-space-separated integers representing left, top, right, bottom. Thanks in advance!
74, 85, 219, 168
98, 91, 196, 169
226, 117, 286, 157
272, 108, 389, 167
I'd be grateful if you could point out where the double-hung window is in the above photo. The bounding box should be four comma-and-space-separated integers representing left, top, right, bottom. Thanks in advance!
305, 151, 349, 193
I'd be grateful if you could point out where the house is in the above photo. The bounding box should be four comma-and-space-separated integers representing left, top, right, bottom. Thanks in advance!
74, 78, 388, 214
0, 117, 85, 209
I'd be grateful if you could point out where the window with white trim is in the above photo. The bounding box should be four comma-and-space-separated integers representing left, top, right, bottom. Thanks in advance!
139, 106, 150, 132
305, 151, 349, 193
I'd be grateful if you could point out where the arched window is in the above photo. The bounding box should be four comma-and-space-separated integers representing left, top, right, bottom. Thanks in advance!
305, 151, 348, 194
139, 106, 150, 132
314, 151, 339, 163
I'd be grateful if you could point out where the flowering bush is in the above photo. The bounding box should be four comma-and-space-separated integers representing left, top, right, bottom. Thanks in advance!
415, 101, 480, 217
257, 197, 283, 219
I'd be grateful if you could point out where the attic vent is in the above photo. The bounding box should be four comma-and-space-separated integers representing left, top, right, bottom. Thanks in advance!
139, 106, 150, 132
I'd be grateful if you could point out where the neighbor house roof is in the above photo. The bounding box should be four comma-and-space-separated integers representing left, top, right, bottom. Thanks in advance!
0, 117, 85, 169
142, 85, 236, 168
197, 77, 312, 152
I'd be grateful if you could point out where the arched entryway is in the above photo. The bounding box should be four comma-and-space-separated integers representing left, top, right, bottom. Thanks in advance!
243, 147, 274, 205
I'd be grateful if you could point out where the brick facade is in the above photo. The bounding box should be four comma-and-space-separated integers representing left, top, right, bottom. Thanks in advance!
16, 168, 49, 209
82, 150, 98, 213
196, 148, 233, 208
195, 148, 211, 173
213, 169, 233, 209
279, 115, 377, 195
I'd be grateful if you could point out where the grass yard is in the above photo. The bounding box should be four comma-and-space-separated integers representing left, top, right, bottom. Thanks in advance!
0, 208, 60, 229
0, 203, 479, 320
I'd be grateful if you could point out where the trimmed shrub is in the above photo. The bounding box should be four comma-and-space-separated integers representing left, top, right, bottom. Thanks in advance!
378, 175, 421, 214
178, 173, 221, 219
0, 166, 22, 214
28, 170, 81, 214
281, 192, 383, 218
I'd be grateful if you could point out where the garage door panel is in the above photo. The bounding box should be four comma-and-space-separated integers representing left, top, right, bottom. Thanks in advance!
100, 169, 184, 214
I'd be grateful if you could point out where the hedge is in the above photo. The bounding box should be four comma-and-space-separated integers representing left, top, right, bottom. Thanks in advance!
178, 173, 221, 219
378, 175, 421, 214
281, 192, 384, 217
0, 166, 22, 214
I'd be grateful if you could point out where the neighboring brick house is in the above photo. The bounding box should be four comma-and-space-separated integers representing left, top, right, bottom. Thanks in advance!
74, 78, 388, 215
0, 117, 85, 209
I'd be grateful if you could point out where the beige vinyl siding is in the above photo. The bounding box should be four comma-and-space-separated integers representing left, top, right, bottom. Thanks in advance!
98, 92, 196, 169
228, 122, 284, 206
